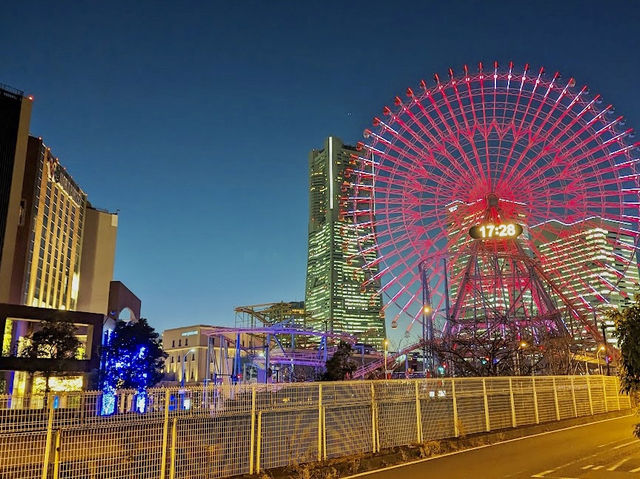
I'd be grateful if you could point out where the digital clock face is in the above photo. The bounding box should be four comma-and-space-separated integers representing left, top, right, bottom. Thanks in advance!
468, 223, 523, 240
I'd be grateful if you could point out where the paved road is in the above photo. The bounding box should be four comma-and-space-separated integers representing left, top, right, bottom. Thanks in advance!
349, 414, 640, 479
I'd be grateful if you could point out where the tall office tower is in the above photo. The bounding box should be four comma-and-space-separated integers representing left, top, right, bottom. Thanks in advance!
532, 218, 640, 345
10, 136, 88, 310
0, 85, 32, 304
305, 137, 386, 348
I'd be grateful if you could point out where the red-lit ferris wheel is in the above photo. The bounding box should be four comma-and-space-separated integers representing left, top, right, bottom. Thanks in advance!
348, 61, 640, 351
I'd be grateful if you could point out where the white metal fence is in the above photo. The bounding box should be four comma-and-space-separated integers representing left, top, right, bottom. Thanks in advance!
0, 375, 630, 479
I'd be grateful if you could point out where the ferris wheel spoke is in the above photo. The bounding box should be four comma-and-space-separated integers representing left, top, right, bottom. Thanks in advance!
394, 117, 476, 183
401, 99, 483, 184
380, 256, 423, 299
436, 82, 489, 183
503, 85, 591, 186
531, 75, 574, 140
515, 65, 541, 132
392, 293, 423, 331
521, 126, 634, 190
364, 127, 431, 173
454, 83, 492, 186
410, 93, 482, 181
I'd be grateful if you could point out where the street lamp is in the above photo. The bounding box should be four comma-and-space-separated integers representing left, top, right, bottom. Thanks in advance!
422, 304, 431, 375
383, 339, 389, 379
181, 348, 196, 388
596, 345, 605, 376
518, 341, 530, 376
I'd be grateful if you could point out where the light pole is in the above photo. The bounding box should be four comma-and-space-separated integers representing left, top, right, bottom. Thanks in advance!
596, 345, 605, 376
181, 348, 196, 388
518, 341, 528, 376
422, 304, 432, 375
383, 339, 389, 379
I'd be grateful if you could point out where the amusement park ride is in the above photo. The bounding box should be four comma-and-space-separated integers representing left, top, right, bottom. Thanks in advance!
201, 303, 360, 383
348, 61, 640, 377
210, 62, 640, 382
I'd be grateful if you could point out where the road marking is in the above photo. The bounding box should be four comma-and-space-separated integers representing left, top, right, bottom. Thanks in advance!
592, 465, 604, 470
598, 439, 622, 448
581, 465, 593, 469
613, 440, 638, 450
531, 470, 554, 477
607, 457, 630, 471
630, 465, 640, 473
342, 414, 634, 479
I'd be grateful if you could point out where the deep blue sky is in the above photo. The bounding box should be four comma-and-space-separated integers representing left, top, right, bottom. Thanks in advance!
1, 1, 639, 340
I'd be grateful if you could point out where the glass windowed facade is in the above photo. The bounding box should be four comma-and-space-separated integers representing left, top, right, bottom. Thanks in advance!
21, 137, 87, 310
305, 137, 386, 348
532, 218, 640, 346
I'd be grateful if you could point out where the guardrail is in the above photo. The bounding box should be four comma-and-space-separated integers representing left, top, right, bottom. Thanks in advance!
0, 375, 629, 479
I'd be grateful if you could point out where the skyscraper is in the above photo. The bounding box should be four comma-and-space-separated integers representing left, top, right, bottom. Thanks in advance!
0, 85, 32, 304
305, 137, 386, 348
532, 218, 640, 345
10, 136, 88, 310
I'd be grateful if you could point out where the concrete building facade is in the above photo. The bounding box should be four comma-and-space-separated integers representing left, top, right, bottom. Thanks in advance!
162, 325, 242, 385
76, 206, 118, 315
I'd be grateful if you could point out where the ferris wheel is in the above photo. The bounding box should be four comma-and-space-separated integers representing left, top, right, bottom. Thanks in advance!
348, 61, 640, 346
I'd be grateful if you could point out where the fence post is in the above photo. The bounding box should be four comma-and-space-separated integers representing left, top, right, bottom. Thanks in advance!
317, 384, 323, 461
52, 429, 61, 479
160, 389, 171, 479
169, 418, 177, 479
509, 378, 517, 428
451, 379, 459, 437
552, 377, 560, 421
41, 393, 55, 479
587, 376, 593, 416
256, 411, 263, 473
322, 405, 327, 460
532, 377, 539, 424
415, 381, 423, 443
370, 382, 377, 453
571, 377, 578, 417
249, 385, 256, 474
602, 375, 608, 412
482, 378, 490, 432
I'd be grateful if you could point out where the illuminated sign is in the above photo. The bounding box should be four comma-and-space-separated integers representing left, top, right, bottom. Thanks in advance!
181, 330, 198, 337
469, 223, 523, 240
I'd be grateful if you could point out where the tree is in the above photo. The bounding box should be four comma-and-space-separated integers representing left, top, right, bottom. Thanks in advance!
608, 296, 640, 438
20, 318, 82, 395
322, 341, 357, 381
101, 318, 167, 393
609, 296, 640, 394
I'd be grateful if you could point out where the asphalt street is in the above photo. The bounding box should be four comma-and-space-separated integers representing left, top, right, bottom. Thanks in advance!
347, 414, 640, 479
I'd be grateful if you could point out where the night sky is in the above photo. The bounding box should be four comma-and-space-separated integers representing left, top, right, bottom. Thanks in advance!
1, 1, 639, 342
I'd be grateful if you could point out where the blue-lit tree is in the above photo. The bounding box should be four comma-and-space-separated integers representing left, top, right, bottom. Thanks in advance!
100, 318, 167, 414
